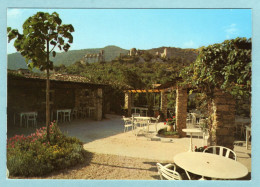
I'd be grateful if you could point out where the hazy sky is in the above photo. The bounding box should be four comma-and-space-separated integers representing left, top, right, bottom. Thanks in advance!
7, 8, 251, 54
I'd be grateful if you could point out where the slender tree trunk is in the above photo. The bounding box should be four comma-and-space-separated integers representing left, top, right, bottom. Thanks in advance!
46, 40, 50, 141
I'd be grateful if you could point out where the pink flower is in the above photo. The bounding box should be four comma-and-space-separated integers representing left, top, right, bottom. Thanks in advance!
164, 122, 166, 125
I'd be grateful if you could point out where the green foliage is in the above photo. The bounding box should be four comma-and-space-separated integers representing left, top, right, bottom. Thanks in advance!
194, 146, 208, 152
7, 122, 86, 177
158, 128, 178, 135
7, 11, 74, 71
180, 37, 251, 99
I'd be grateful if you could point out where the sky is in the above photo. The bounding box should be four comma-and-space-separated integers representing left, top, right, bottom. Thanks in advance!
7, 8, 252, 54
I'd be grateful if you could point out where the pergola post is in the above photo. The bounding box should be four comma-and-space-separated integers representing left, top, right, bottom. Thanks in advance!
124, 92, 132, 117
176, 86, 187, 137
210, 88, 236, 149
160, 90, 168, 119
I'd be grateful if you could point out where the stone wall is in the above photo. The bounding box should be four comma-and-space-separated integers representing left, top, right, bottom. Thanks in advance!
75, 89, 95, 109
176, 87, 187, 137
210, 89, 236, 149
74, 88, 103, 121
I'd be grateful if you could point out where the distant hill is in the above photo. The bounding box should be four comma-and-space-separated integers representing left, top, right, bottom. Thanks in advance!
7, 45, 129, 70
7, 45, 198, 70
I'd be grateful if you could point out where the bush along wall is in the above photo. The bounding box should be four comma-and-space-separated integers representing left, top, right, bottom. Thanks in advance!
7, 122, 87, 177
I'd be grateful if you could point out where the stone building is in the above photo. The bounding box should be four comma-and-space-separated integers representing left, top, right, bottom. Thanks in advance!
129, 48, 145, 56
7, 74, 105, 127
81, 50, 105, 64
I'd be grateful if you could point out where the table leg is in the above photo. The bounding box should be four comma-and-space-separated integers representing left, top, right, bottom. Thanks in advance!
20, 114, 22, 127
246, 129, 249, 150
189, 133, 193, 152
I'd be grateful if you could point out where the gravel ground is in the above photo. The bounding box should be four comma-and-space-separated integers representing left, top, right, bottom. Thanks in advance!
10, 152, 162, 180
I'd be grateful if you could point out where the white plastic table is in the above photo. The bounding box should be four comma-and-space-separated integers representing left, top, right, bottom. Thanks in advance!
56, 109, 71, 122
182, 128, 202, 152
174, 152, 248, 180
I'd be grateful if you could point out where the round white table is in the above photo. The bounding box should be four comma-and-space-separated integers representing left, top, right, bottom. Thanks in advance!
182, 128, 202, 152
174, 152, 248, 180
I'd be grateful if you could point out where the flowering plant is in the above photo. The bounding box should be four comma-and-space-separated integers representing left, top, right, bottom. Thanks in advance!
164, 116, 176, 126
7, 121, 86, 177
194, 145, 208, 152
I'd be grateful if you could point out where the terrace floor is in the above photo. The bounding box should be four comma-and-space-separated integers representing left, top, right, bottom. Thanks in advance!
7, 114, 251, 179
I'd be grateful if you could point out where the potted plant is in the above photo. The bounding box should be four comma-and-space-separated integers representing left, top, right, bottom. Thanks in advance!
194, 146, 208, 152
164, 116, 176, 132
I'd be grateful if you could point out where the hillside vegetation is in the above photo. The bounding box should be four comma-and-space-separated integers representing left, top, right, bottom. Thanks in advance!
7, 45, 197, 70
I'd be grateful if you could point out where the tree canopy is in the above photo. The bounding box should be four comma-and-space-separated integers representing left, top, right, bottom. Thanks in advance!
7, 11, 74, 71
180, 37, 251, 99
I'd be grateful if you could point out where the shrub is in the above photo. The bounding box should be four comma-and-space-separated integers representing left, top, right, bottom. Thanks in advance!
158, 128, 179, 135
7, 122, 87, 177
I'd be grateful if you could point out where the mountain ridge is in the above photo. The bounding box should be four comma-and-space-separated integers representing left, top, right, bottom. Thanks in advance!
7, 45, 198, 70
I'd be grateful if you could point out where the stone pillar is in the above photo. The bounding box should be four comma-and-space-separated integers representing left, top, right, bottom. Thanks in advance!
176, 87, 187, 137
160, 90, 168, 119
96, 88, 103, 121
211, 89, 236, 149
124, 92, 132, 117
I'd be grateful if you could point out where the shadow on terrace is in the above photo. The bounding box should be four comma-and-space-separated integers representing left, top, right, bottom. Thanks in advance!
7, 114, 125, 144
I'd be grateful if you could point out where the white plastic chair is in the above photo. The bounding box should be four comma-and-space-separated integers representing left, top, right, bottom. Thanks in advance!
122, 116, 134, 133
71, 108, 78, 120
63, 109, 71, 122
26, 112, 37, 128
132, 113, 141, 127
203, 146, 237, 161
156, 163, 183, 180
150, 115, 160, 132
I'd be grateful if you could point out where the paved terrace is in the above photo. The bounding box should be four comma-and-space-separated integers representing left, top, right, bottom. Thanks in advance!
7, 114, 251, 173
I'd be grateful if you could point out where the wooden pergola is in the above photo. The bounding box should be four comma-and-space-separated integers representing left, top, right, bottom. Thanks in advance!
124, 79, 237, 149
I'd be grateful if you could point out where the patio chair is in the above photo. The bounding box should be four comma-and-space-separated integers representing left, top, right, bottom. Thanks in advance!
156, 163, 183, 180
26, 112, 37, 128
71, 108, 78, 120
203, 146, 237, 161
150, 115, 160, 132
63, 109, 71, 122
132, 113, 141, 127
132, 113, 140, 117
122, 116, 134, 133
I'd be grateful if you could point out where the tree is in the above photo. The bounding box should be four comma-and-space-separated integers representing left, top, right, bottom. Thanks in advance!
180, 37, 251, 99
8, 12, 74, 140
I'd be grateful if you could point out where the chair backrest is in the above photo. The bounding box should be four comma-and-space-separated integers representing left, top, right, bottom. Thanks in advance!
27, 112, 37, 120
203, 146, 237, 161
156, 163, 182, 180
132, 113, 140, 117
